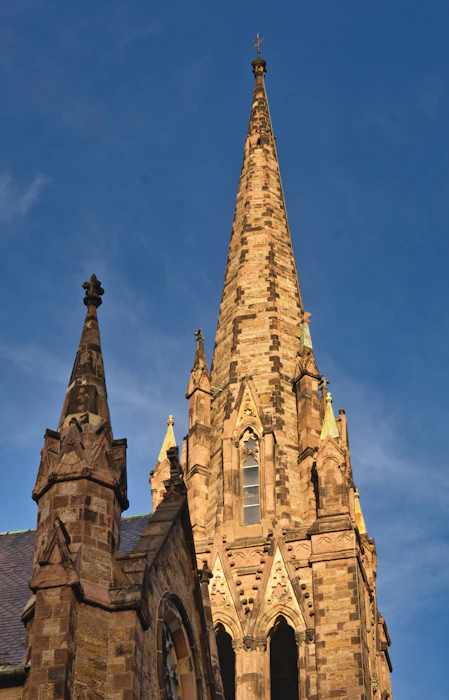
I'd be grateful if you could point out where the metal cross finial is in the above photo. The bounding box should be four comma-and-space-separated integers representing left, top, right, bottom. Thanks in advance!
254, 33, 263, 57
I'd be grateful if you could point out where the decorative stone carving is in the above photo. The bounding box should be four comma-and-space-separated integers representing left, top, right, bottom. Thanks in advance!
255, 637, 267, 652
243, 635, 255, 651
265, 548, 293, 606
210, 556, 233, 610
295, 631, 306, 647
306, 628, 315, 644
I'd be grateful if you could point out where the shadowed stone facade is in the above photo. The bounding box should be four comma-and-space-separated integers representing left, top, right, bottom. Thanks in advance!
0, 278, 224, 700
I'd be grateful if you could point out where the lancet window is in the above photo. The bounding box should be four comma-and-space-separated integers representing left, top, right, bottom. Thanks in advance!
241, 428, 260, 525
215, 624, 235, 700
270, 616, 299, 700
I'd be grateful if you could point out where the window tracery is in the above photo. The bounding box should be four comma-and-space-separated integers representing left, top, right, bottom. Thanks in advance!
162, 623, 180, 699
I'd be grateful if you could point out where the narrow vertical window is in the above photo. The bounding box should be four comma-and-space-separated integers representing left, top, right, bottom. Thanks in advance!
215, 624, 235, 700
270, 617, 299, 700
241, 429, 260, 525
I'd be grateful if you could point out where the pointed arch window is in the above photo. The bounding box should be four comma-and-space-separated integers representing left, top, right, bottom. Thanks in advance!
270, 616, 299, 700
241, 428, 260, 525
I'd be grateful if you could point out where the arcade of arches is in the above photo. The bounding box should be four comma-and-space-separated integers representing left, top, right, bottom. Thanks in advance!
215, 617, 300, 700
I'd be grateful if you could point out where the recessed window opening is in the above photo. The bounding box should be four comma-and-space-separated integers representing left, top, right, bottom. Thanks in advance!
215, 624, 235, 700
270, 616, 299, 700
241, 428, 260, 525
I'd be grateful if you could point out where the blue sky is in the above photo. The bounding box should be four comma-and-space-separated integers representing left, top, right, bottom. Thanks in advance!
0, 1, 448, 697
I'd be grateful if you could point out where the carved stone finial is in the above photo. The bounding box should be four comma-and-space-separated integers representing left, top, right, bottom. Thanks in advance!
194, 328, 204, 343
319, 376, 329, 391
163, 445, 186, 496
82, 274, 104, 308
252, 57, 267, 79
303, 311, 312, 324
167, 415, 174, 427
167, 446, 182, 482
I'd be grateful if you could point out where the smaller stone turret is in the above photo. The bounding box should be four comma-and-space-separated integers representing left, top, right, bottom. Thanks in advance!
293, 313, 323, 524
185, 328, 211, 537
150, 415, 177, 511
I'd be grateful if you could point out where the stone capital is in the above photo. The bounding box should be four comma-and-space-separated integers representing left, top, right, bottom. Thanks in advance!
255, 637, 267, 652
294, 631, 306, 647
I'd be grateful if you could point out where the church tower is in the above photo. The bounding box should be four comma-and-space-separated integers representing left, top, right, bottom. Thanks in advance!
185, 46, 393, 699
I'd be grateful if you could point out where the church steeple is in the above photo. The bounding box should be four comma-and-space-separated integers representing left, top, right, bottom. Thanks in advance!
185, 44, 392, 700
58, 274, 110, 431
208, 48, 305, 532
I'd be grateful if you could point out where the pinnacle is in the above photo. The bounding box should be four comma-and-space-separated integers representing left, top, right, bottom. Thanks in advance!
157, 415, 177, 464
57, 275, 110, 431
187, 328, 211, 398
320, 392, 340, 440
193, 328, 207, 371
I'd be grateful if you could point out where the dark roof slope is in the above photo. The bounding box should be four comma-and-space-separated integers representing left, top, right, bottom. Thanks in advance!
0, 530, 36, 664
119, 514, 151, 553
0, 514, 150, 664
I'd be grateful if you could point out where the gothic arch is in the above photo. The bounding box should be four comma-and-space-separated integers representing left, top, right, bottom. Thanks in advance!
212, 611, 241, 640
156, 593, 200, 700
255, 603, 305, 640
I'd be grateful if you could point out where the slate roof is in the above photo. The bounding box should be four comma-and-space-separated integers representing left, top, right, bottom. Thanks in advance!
0, 514, 150, 664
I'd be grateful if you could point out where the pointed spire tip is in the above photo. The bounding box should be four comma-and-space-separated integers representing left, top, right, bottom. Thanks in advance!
157, 414, 177, 463
320, 391, 340, 440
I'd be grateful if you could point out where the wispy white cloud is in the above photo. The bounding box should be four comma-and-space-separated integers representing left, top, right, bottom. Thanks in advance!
0, 172, 50, 224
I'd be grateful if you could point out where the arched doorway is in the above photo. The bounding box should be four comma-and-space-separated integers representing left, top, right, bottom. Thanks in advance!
215, 623, 235, 700
270, 617, 299, 700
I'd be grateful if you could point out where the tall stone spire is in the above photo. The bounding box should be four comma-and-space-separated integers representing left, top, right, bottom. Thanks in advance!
208, 48, 305, 532
58, 274, 110, 431
186, 329, 211, 536
211, 52, 303, 419
187, 46, 393, 700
